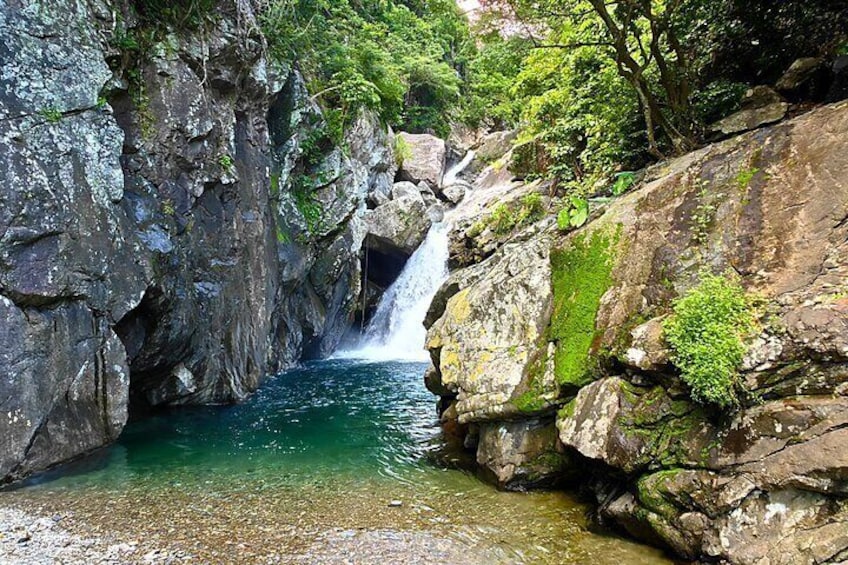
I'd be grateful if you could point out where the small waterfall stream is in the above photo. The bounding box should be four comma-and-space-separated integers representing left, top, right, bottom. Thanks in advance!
353, 223, 450, 360
344, 152, 477, 361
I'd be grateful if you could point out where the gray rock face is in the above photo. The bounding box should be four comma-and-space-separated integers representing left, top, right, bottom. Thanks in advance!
710, 86, 789, 136
0, 1, 394, 482
396, 132, 446, 189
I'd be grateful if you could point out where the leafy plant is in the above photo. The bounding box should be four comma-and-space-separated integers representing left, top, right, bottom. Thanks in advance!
218, 153, 234, 172
39, 108, 62, 123
516, 192, 545, 224
735, 166, 760, 190
611, 172, 636, 196
663, 273, 758, 409
393, 135, 412, 168
691, 180, 721, 245
557, 197, 589, 231
490, 203, 516, 235
291, 175, 324, 235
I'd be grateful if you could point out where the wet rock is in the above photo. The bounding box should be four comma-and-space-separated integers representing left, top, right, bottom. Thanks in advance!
475, 418, 570, 490
442, 182, 469, 205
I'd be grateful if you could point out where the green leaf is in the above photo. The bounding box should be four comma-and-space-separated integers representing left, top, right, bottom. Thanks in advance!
611, 171, 636, 196
568, 197, 589, 227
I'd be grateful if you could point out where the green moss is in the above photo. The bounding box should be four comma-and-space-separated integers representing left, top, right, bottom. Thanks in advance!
39, 107, 62, 123
270, 173, 281, 198
614, 382, 711, 469
663, 272, 758, 409
290, 174, 324, 235
550, 228, 619, 390
636, 470, 685, 519
557, 398, 577, 420
512, 338, 552, 414
514, 389, 548, 413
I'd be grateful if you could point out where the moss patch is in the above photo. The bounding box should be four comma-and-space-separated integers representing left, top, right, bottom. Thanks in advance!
637, 469, 685, 519
550, 227, 619, 390
512, 337, 553, 414
616, 383, 712, 470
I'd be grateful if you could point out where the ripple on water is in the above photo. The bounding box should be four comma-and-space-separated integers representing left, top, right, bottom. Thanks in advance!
5, 360, 672, 564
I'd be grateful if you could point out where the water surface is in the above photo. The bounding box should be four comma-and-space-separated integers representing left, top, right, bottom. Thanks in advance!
6, 360, 672, 564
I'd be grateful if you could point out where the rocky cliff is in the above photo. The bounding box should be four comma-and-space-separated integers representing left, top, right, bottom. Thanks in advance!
425, 102, 848, 563
0, 1, 396, 482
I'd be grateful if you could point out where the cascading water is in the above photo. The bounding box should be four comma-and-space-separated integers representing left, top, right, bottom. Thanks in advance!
352, 223, 450, 361
442, 150, 475, 187
342, 151, 474, 361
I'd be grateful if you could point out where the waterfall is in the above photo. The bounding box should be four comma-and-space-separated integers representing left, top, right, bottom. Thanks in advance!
338, 150, 475, 362
346, 223, 450, 361
442, 150, 475, 187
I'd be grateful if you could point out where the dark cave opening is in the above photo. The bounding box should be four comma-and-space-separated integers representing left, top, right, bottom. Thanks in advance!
353, 241, 409, 334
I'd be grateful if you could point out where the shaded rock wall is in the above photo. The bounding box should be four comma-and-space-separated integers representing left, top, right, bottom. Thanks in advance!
425, 101, 848, 563
0, 1, 394, 482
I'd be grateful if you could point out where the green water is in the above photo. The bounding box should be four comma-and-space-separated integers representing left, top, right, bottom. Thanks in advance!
28, 360, 441, 489
10, 360, 672, 564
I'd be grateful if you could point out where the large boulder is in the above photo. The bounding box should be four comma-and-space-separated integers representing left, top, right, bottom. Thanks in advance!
475, 418, 571, 490
426, 235, 557, 423
474, 130, 517, 163
396, 132, 446, 188
364, 194, 432, 256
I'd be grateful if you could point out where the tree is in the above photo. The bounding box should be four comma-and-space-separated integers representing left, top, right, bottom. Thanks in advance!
481, 0, 697, 157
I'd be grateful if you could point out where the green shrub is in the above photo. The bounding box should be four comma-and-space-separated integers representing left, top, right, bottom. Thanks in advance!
516, 192, 545, 224
393, 135, 412, 167
218, 153, 234, 171
556, 196, 589, 232
490, 203, 516, 235
663, 273, 758, 409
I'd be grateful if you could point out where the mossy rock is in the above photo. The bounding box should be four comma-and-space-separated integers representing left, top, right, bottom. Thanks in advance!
550, 227, 621, 392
